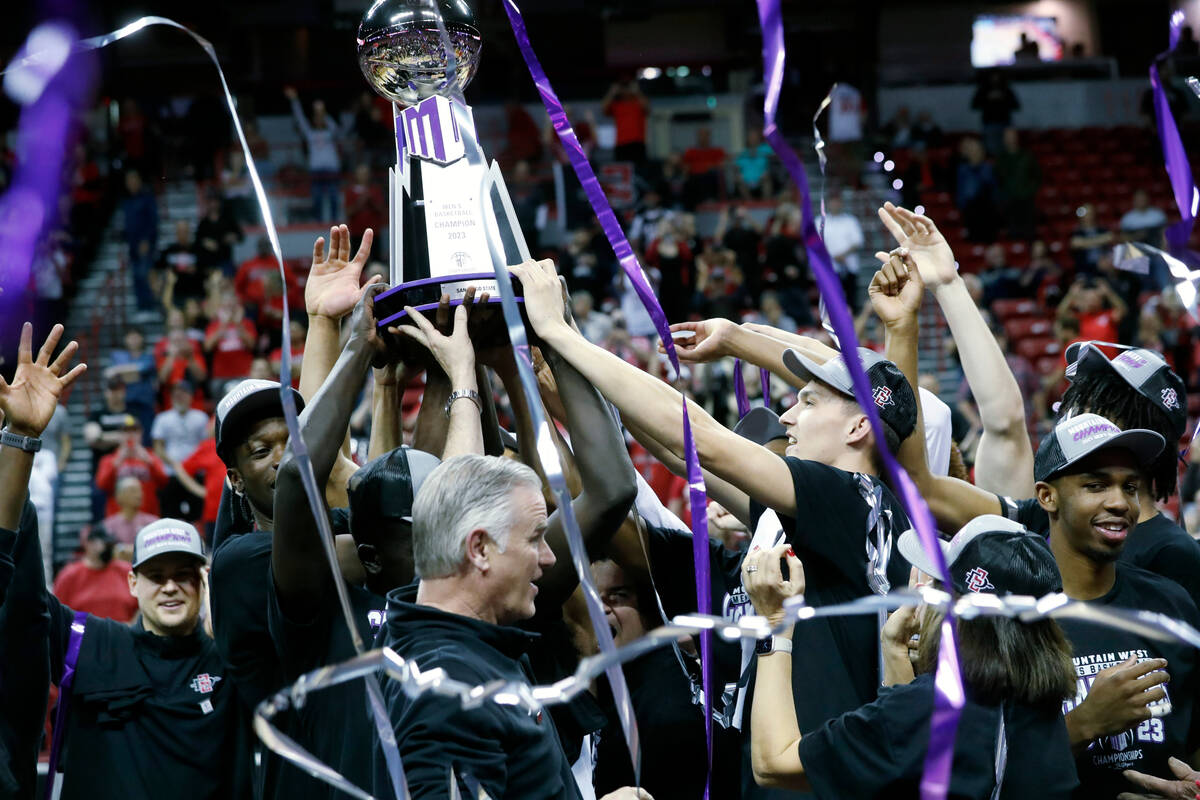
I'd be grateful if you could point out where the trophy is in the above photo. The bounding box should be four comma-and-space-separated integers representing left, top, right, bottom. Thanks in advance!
357, 0, 530, 331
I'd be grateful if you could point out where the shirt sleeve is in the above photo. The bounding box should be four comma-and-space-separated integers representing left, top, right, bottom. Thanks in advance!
798, 680, 929, 798
264, 565, 329, 678
996, 495, 1050, 533
1139, 537, 1200, 610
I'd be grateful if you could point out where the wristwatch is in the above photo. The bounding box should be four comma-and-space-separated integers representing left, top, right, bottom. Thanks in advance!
755, 636, 793, 656
444, 389, 482, 418
0, 430, 42, 453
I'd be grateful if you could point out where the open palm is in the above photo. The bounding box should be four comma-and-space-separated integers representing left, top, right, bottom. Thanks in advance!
305, 224, 380, 319
876, 202, 958, 288
0, 323, 86, 436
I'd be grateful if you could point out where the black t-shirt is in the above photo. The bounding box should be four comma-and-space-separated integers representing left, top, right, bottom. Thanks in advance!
1058, 564, 1200, 796
88, 405, 132, 471
48, 601, 252, 799
798, 674, 1077, 799
157, 242, 205, 302
267, 563, 387, 800
998, 495, 1200, 609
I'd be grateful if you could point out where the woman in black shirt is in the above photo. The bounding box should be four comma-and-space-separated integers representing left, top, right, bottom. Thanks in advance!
742, 516, 1079, 799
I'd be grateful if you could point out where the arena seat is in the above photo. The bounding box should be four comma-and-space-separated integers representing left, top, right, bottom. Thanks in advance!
991, 298, 1039, 322
1015, 335, 1061, 361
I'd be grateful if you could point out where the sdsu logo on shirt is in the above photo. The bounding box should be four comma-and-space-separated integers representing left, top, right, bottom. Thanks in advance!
190, 673, 222, 694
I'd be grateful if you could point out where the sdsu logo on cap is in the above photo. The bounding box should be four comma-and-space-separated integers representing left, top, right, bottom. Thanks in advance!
963, 567, 995, 593
1162, 387, 1181, 410
873, 386, 894, 409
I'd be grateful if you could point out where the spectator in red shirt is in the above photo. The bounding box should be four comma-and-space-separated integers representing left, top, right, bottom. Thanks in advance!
156, 326, 208, 405
51, 525, 139, 622
204, 292, 257, 395
233, 237, 277, 309
269, 317, 306, 389
682, 127, 727, 209
344, 164, 385, 244
1057, 276, 1128, 343
95, 418, 169, 518
101, 476, 160, 559
179, 428, 224, 540
603, 78, 649, 166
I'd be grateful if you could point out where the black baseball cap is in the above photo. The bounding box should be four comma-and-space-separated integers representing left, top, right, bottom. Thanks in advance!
1033, 412, 1165, 483
1065, 342, 1188, 441
214, 379, 305, 465
782, 347, 917, 443
733, 406, 788, 446
898, 515, 1062, 596
347, 447, 441, 534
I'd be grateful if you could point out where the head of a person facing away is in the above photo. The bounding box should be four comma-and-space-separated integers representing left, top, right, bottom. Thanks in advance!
346, 446, 440, 596
1031, 413, 1164, 565
779, 347, 917, 475
899, 516, 1076, 710
128, 519, 207, 637
115, 476, 144, 517
1058, 344, 1185, 503
412, 455, 554, 626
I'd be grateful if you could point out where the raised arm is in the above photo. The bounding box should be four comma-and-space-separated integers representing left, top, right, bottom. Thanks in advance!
868, 250, 1003, 532
668, 318, 835, 388
534, 343, 638, 607
877, 203, 1034, 497
285, 88, 312, 140
511, 259, 799, 518
273, 286, 387, 619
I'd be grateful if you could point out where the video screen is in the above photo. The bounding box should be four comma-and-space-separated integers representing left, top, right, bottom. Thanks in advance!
971, 14, 1063, 68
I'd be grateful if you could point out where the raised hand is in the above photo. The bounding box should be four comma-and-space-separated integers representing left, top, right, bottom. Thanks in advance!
348, 282, 391, 367
662, 319, 737, 364
1067, 656, 1170, 744
393, 302, 476, 384
0, 323, 86, 437
867, 249, 925, 329
742, 543, 804, 626
507, 259, 567, 338
1117, 756, 1200, 800
305, 225, 380, 320
876, 202, 958, 289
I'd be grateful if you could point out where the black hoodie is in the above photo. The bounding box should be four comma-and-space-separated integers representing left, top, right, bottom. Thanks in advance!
376, 595, 583, 800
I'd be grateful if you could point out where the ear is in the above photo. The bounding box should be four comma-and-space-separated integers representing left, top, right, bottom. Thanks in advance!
465, 528, 490, 572
226, 468, 244, 496
1034, 481, 1058, 514
845, 413, 872, 447
128, 569, 138, 598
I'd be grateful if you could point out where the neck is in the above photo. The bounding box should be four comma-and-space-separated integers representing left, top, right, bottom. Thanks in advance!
141, 616, 198, 638
828, 449, 877, 477
1138, 504, 1159, 524
83, 553, 106, 569
416, 577, 497, 625
252, 505, 273, 533
1049, 528, 1117, 600
120, 507, 138, 520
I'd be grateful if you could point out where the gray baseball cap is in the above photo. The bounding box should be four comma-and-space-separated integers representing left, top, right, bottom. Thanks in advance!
781, 347, 917, 443
1064, 343, 1188, 441
1033, 413, 1165, 483
133, 518, 206, 569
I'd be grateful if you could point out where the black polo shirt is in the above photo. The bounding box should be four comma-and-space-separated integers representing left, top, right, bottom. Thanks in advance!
377, 596, 582, 800
799, 674, 1077, 799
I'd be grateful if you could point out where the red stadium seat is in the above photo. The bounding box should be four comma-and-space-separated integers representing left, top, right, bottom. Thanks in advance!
1034, 354, 1064, 375
1015, 335, 1061, 361
992, 298, 1039, 321
1004, 317, 1053, 341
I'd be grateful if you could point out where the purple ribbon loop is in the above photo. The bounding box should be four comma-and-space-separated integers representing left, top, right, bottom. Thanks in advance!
500, 1, 713, 791
1152, 11, 1197, 254
734, 359, 772, 419
753, 2, 963, 798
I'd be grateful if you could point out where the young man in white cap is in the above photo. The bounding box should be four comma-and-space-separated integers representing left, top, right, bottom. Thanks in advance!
0, 323, 250, 800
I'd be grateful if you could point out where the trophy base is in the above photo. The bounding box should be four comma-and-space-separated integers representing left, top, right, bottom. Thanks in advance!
374, 271, 527, 350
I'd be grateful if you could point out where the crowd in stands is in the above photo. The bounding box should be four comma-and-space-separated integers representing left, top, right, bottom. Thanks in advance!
5, 55, 1200, 799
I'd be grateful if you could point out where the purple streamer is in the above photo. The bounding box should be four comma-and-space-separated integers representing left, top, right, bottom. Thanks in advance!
1151, 11, 1198, 254
734, 359, 772, 419
499, 1, 713, 790
753, 2, 964, 798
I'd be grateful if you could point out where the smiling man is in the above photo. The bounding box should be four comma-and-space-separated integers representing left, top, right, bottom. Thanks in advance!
1031, 414, 1200, 796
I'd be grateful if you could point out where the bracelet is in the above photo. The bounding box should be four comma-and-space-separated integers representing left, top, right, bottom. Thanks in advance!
444, 390, 482, 418
0, 430, 43, 454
